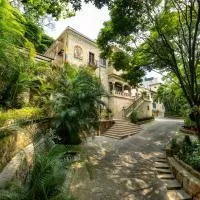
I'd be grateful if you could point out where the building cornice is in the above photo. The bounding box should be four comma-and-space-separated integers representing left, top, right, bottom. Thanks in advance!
66, 27, 98, 47
45, 26, 98, 57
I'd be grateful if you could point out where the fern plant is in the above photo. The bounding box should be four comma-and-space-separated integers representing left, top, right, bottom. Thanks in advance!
52, 64, 106, 145
0, 128, 79, 200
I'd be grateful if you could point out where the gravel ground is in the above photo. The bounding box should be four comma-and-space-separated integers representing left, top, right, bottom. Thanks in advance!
70, 118, 183, 200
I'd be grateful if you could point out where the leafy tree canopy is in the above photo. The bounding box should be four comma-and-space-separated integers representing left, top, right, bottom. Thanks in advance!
154, 81, 189, 117
52, 64, 106, 144
13, 0, 113, 20
0, 0, 54, 107
23, 18, 54, 53
98, 0, 200, 137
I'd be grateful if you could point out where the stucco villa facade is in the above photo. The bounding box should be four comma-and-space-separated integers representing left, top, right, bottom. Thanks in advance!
142, 77, 165, 117
45, 26, 161, 119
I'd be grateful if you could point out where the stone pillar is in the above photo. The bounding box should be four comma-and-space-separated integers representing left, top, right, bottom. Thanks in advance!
112, 82, 115, 94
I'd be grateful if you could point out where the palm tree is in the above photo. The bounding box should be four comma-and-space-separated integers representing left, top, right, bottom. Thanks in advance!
52, 64, 106, 144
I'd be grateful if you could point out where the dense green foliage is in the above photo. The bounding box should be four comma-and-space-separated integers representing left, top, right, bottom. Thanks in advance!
0, 107, 41, 126
24, 19, 54, 53
130, 110, 154, 124
98, 0, 200, 137
0, 0, 54, 108
171, 136, 200, 171
14, 0, 112, 20
0, 0, 109, 198
154, 84, 188, 117
52, 64, 106, 145
129, 110, 138, 123
0, 130, 78, 200
184, 117, 197, 129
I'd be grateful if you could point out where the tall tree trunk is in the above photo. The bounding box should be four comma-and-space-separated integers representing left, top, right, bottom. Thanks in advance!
195, 112, 200, 140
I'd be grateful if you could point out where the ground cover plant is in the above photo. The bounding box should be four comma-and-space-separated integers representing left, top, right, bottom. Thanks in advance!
171, 136, 200, 171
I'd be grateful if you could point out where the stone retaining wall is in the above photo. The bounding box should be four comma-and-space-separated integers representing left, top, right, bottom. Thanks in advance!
0, 119, 50, 171
0, 143, 34, 188
167, 156, 200, 200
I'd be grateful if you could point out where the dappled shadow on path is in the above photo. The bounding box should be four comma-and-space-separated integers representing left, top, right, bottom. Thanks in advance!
70, 119, 181, 200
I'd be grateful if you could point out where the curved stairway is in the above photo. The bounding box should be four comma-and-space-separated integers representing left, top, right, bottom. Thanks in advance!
103, 120, 142, 139
124, 96, 144, 118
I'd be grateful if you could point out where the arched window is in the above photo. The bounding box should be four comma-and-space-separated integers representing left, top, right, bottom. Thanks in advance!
74, 45, 83, 60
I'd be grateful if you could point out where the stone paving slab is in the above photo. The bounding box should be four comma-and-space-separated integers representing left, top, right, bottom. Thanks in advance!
162, 179, 181, 190
167, 190, 192, 200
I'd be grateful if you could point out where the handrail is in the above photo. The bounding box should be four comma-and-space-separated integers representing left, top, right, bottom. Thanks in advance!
123, 96, 143, 117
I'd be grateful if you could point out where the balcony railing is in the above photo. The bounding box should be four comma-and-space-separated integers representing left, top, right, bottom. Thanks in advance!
111, 90, 132, 97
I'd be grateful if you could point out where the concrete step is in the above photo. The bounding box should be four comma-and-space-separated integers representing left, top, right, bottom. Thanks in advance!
110, 126, 142, 131
104, 132, 133, 139
155, 162, 170, 169
113, 123, 141, 128
155, 159, 168, 163
104, 120, 141, 139
104, 130, 139, 135
162, 179, 181, 190
105, 127, 140, 132
167, 190, 192, 200
104, 131, 136, 136
103, 134, 122, 139
157, 174, 175, 179
156, 168, 172, 174
105, 128, 141, 134
113, 122, 141, 127
109, 126, 141, 131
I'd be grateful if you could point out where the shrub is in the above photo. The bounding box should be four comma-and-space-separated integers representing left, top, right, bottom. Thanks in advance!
137, 116, 154, 122
171, 138, 180, 155
184, 117, 196, 128
0, 145, 77, 200
130, 110, 138, 123
0, 127, 79, 200
52, 65, 105, 145
173, 135, 200, 171
0, 107, 42, 126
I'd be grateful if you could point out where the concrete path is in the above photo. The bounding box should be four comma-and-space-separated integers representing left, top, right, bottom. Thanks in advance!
71, 118, 183, 200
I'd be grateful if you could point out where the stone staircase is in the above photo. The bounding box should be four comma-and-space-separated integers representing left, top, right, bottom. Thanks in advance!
103, 120, 142, 139
155, 154, 192, 200
124, 96, 144, 118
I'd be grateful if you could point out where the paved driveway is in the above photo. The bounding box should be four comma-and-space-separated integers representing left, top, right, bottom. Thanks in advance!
70, 118, 183, 200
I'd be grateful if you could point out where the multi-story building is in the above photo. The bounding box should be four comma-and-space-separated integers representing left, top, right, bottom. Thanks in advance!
45, 26, 154, 119
142, 77, 165, 117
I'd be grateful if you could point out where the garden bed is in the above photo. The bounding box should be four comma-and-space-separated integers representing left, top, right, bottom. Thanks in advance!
166, 134, 200, 199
